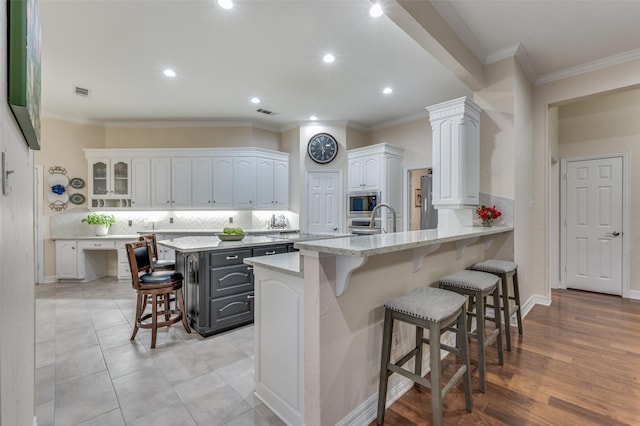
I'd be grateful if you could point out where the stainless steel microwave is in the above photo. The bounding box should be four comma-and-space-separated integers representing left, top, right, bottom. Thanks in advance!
348, 191, 380, 216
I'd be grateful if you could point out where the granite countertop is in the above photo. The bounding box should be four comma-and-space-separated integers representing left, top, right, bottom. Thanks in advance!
148, 228, 300, 235
294, 225, 513, 257
158, 233, 346, 252
244, 252, 302, 278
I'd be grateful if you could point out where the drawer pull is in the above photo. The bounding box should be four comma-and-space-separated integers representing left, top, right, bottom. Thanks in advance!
94, 244, 102, 247
247, 266, 253, 271
266, 251, 276, 255
247, 294, 255, 300
226, 255, 239, 260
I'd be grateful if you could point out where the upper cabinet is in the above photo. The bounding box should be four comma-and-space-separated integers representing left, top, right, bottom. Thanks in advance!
84, 148, 288, 211
427, 97, 481, 209
88, 158, 131, 201
348, 155, 380, 191
256, 158, 289, 209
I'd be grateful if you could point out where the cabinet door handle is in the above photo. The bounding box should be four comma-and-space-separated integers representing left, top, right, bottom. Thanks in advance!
247, 294, 255, 300
226, 255, 238, 260
247, 266, 253, 271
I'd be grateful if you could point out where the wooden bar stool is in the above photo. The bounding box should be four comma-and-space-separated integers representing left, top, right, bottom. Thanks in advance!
377, 287, 472, 426
126, 240, 190, 348
439, 270, 504, 392
470, 260, 522, 351
139, 233, 175, 270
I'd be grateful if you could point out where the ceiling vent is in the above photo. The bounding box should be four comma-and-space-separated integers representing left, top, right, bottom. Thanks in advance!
74, 86, 90, 97
256, 108, 277, 116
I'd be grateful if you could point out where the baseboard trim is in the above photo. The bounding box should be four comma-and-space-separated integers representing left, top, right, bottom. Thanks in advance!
625, 289, 640, 300
40, 275, 58, 284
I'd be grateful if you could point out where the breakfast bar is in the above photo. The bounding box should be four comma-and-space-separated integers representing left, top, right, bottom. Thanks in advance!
244, 225, 513, 426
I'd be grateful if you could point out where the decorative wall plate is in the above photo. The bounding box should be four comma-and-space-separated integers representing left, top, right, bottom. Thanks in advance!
69, 177, 85, 189
48, 192, 69, 203
47, 173, 69, 187
69, 193, 85, 205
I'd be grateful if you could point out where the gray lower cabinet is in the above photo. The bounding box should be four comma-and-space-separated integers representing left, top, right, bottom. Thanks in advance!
178, 243, 291, 337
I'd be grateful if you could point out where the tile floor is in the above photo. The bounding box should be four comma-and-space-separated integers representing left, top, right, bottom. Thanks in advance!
35, 277, 285, 426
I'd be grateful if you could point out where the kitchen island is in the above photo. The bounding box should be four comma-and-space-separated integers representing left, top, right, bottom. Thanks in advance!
158, 233, 345, 336
245, 225, 513, 426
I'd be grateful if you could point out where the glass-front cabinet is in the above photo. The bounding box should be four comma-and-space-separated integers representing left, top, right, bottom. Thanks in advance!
88, 158, 131, 200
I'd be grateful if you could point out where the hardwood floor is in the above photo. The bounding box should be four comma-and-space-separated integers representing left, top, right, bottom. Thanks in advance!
372, 289, 640, 425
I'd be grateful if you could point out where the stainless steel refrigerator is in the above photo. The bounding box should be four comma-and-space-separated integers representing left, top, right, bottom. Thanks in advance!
420, 174, 438, 229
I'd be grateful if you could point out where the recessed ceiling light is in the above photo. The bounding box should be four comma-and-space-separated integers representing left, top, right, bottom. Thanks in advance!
250, 97, 260, 104
323, 54, 335, 64
163, 69, 176, 78
310, 115, 318, 121
218, 0, 233, 9
382, 87, 393, 94
369, 3, 384, 18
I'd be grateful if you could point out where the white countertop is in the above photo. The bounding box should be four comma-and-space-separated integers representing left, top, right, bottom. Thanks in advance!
244, 252, 302, 277
149, 228, 299, 235
158, 233, 346, 252
52, 234, 141, 241
295, 225, 513, 256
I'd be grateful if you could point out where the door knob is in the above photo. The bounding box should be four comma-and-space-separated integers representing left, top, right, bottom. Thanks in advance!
612, 231, 621, 237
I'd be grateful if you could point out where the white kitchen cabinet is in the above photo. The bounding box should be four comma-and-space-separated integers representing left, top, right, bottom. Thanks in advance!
192, 158, 213, 208
149, 158, 191, 208
212, 157, 234, 208
347, 144, 404, 231
155, 234, 175, 261
427, 96, 481, 209
171, 158, 192, 208
88, 158, 131, 199
84, 148, 288, 211
151, 158, 172, 208
256, 158, 289, 209
233, 157, 256, 208
55, 240, 83, 280
131, 158, 151, 208
348, 155, 380, 191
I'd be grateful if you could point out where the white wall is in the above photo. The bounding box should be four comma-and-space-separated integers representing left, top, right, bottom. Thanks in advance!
0, 0, 36, 422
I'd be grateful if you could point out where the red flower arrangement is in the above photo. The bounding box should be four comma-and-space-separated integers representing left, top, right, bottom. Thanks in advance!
476, 205, 501, 226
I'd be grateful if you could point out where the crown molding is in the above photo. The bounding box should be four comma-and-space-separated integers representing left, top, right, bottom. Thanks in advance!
485, 42, 538, 84
536, 47, 640, 85
41, 112, 105, 127
102, 119, 281, 132
370, 110, 430, 132
429, 0, 488, 63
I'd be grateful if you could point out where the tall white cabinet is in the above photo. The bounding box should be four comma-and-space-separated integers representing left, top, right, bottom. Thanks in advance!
427, 96, 481, 209
347, 143, 404, 232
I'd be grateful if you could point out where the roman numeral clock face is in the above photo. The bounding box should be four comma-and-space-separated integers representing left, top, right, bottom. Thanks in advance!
307, 133, 338, 164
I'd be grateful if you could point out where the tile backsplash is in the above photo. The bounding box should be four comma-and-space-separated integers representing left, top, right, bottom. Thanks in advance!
50, 208, 300, 239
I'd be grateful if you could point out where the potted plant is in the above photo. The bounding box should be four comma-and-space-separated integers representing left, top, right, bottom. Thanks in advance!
82, 213, 116, 236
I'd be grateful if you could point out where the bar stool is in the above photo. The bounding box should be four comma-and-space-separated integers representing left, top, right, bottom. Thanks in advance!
139, 234, 175, 270
377, 287, 472, 426
439, 270, 503, 392
470, 260, 522, 351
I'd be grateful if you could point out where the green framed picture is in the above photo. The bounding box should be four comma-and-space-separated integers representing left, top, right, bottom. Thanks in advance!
7, 0, 41, 150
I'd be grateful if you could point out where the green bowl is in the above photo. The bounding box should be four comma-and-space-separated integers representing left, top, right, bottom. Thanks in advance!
218, 233, 245, 241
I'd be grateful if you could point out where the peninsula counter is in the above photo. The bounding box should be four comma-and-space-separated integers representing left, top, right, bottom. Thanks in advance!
245, 225, 513, 426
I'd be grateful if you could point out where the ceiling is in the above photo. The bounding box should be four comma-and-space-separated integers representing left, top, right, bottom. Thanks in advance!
40, 0, 640, 131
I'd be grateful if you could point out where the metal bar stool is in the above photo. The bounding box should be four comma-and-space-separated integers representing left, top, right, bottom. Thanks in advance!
439, 270, 504, 392
470, 260, 522, 351
376, 287, 472, 426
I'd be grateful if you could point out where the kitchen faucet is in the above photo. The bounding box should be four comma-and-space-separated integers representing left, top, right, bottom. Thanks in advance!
369, 203, 397, 233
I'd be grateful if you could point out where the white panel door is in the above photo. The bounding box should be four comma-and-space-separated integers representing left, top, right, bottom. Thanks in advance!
131, 158, 151, 208
192, 158, 213, 208
566, 157, 623, 295
171, 158, 192, 208
256, 158, 275, 209
307, 172, 340, 234
212, 157, 233, 208
233, 157, 256, 208
151, 158, 172, 208
273, 160, 289, 208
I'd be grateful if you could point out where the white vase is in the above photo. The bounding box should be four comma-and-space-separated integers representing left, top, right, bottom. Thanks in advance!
93, 224, 109, 236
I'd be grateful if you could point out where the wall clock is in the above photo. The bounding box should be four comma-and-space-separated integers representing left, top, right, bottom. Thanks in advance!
307, 133, 338, 164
